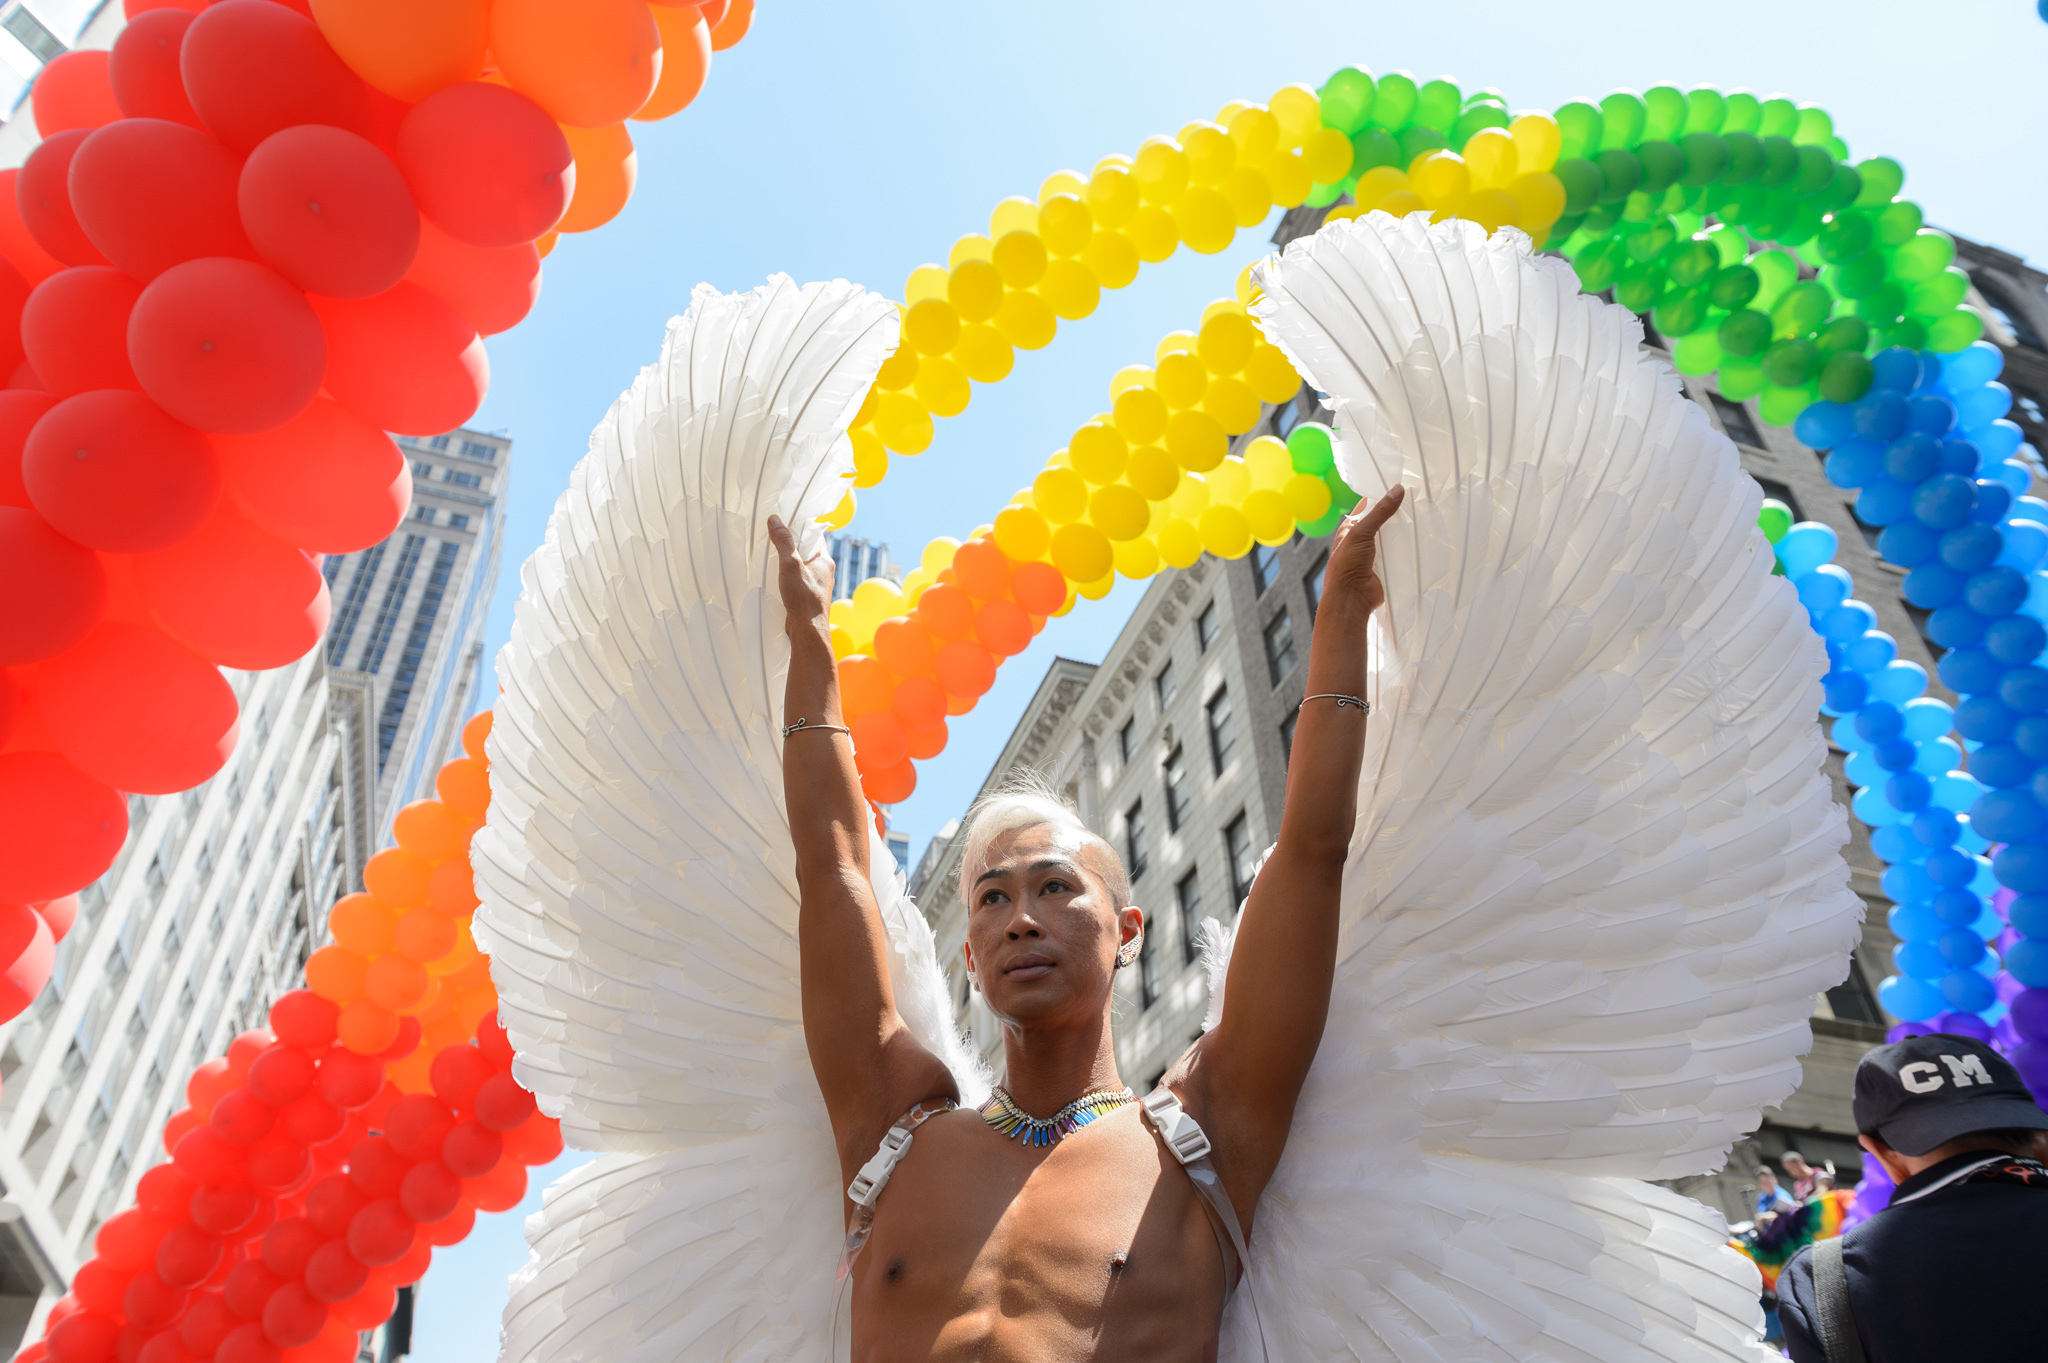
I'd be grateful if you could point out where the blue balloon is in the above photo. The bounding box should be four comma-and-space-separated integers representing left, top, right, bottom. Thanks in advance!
1933, 888, 1983, 925
1820, 599, 1879, 642
1795, 563, 1853, 614
1999, 520, 2048, 573
1940, 968, 1997, 1012
1971, 855, 1999, 898
1956, 382, 2014, 430
1974, 789, 2046, 842
2031, 767, 2048, 809
2007, 938, 2048, 989
1879, 973, 1946, 1021
1932, 770, 1986, 811
1833, 715, 1872, 749
1853, 785, 1905, 826
2021, 496, 2048, 521
1938, 523, 2003, 573
1987, 614, 2047, 667
1902, 697, 1957, 741
1915, 735, 1964, 777
1879, 520, 1939, 567
1871, 823, 1923, 863
1794, 400, 1858, 450
1959, 821, 1993, 855
2002, 667, 2048, 714
1975, 419, 2025, 460
2025, 572, 2048, 624
1967, 566, 2030, 617
2009, 894, 2048, 937
1843, 630, 1898, 673
1991, 458, 2035, 494
1971, 743, 2036, 788
2015, 713, 2048, 759
1942, 341, 2005, 390
1956, 694, 2019, 742
1912, 473, 1978, 528
1941, 439, 1983, 476
1973, 480, 2014, 523
1912, 807, 1962, 846
1885, 432, 1943, 484
1888, 771, 1933, 811
1871, 660, 1930, 705
1871, 347, 1925, 394
1775, 522, 1838, 578
1925, 605, 1988, 650
1855, 701, 1905, 741
1824, 439, 1887, 488
1904, 562, 1966, 608
1937, 927, 1988, 967
1895, 938, 1950, 979
1871, 737, 1916, 771
1938, 647, 2002, 696
1823, 671, 1869, 715
1923, 846, 1977, 886
1994, 840, 2048, 892
1884, 859, 1940, 902
1889, 901, 1944, 941
1908, 394, 1958, 436
1845, 745, 1887, 788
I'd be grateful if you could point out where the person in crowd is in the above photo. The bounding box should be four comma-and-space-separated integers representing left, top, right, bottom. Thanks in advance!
1781, 1150, 1817, 1200
1777, 1034, 2048, 1362
1753, 1166, 1796, 1223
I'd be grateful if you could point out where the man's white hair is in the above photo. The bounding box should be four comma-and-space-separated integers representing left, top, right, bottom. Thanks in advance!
957, 769, 1131, 909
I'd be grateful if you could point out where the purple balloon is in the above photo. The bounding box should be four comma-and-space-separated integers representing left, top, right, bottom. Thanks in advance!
1843, 1155, 1896, 1231
2010, 987, 2048, 1042
1937, 1011, 1996, 1041
2011, 1040, 2048, 1097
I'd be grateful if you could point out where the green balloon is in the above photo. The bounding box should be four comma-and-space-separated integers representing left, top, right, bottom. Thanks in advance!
1757, 97, 1799, 139
1759, 382, 1816, 427
1827, 251, 1888, 300
1818, 350, 1875, 403
1758, 136, 1800, 188
1720, 91, 1762, 135
1396, 124, 1449, 164
1636, 140, 1683, 193
1554, 158, 1603, 214
1814, 212, 1873, 263
1822, 165, 1863, 213
1925, 308, 1986, 354
1643, 85, 1687, 141
1685, 87, 1726, 135
1908, 268, 1970, 318
1791, 145, 1835, 196
1371, 71, 1419, 130
1721, 131, 1764, 186
1573, 237, 1625, 293
1748, 249, 1799, 311
1653, 284, 1712, 339
1598, 90, 1648, 150
1879, 318, 1928, 351
1623, 217, 1677, 263
1413, 78, 1462, 133
1544, 213, 1587, 249
1856, 283, 1907, 325
1757, 500, 1795, 543
1318, 67, 1378, 136
1815, 316, 1872, 356
1874, 200, 1924, 247
1719, 355, 1768, 401
1665, 239, 1718, 287
1615, 271, 1661, 314
1854, 157, 1904, 207
1594, 148, 1642, 204
1301, 505, 1345, 538
1793, 106, 1835, 147
1709, 264, 1761, 310
1761, 337, 1821, 387
1771, 281, 1832, 339
1579, 203, 1622, 237
1306, 179, 1344, 208
1891, 230, 1957, 284
1350, 127, 1402, 173
1555, 101, 1604, 159
1719, 308, 1773, 357
1703, 223, 1746, 267
1287, 422, 1335, 476
1323, 465, 1360, 515
1452, 104, 1509, 146
1672, 328, 1725, 376
1679, 132, 1729, 187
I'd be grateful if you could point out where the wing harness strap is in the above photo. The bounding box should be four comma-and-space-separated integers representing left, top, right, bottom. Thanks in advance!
1141, 1086, 1271, 1363
833, 1098, 955, 1360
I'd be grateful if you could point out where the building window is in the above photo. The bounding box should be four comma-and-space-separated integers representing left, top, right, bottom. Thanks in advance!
1176, 868, 1204, 964
1753, 477, 1804, 521
1205, 689, 1235, 775
359, 535, 427, 674
1975, 278, 2045, 350
1263, 610, 1297, 684
2014, 389, 2046, 430
448, 513, 471, 530
1118, 717, 1135, 764
1710, 393, 1763, 448
1196, 602, 1218, 652
1137, 914, 1159, 1006
411, 505, 436, 523
444, 469, 482, 488
1155, 657, 1177, 707
1125, 800, 1149, 881
412, 460, 434, 479
1279, 709, 1298, 768
1826, 956, 1883, 1026
429, 435, 451, 450
1163, 744, 1190, 831
461, 440, 498, 461
374, 540, 460, 766
1252, 542, 1280, 594
1305, 552, 1328, 620
326, 540, 387, 665
1224, 813, 1255, 905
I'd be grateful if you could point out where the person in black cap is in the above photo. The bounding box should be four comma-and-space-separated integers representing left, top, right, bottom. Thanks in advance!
1777, 1032, 2048, 1362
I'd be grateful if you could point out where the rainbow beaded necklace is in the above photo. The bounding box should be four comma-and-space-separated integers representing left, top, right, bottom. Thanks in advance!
978, 1085, 1135, 1148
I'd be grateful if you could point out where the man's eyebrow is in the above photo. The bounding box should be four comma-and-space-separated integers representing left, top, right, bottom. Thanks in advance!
972, 857, 1077, 888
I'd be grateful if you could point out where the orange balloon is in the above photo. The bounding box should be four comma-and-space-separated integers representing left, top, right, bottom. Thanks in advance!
873, 617, 934, 676
905, 721, 948, 760
337, 999, 400, 1054
428, 856, 481, 918
490, 0, 660, 128
366, 953, 431, 1011
394, 799, 468, 861
944, 691, 977, 716
850, 711, 907, 773
635, 6, 710, 122
306, 945, 369, 1002
862, 759, 916, 805
707, 0, 753, 51
934, 639, 997, 698
914, 582, 974, 640
461, 710, 492, 760
364, 847, 432, 906
395, 909, 458, 963
464, 1158, 527, 1213
435, 755, 491, 818
555, 123, 637, 233
536, 231, 558, 259
951, 539, 1012, 600
891, 673, 946, 730
1012, 561, 1066, 615
330, 893, 399, 955
975, 600, 1031, 657
837, 655, 893, 718
307, 0, 490, 103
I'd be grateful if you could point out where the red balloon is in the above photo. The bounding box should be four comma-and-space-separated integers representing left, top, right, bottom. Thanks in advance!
314, 1049, 383, 1110
21, 268, 143, 396
136, 501, 330, 669
126, 0, 209, 15
428, 1045, 492, 1112
396, 83, 573, 248
214, 398, 406, 555
154, 1223, 223, 1289
136, 1164, 198, 1222
172, 1124, 240, 1186
47, 1311, 121, 1363
213, 1323, 281, 1363
211, 1089, 275, 1146
178, 1295, 236, 1357
32, 892, 78, 942
0, 752, 125, 903
0, 255, 27, 377
312, 284, 486, 435
268, 991, 339, 1049
110, 9, 204, 128
0, 390, 56, 505
179, 1, 368, 156
462, 1158, 527, 1213
128, 258, 326, 434
0, 670, 13, 748
0, 170, 63, 284
385, 1094, 455, 1160
23, 391, 220, 552
416, 1200, 475, 1248
239, 126, 417, 298
16, 131, 109, 267
299, 1241, 367, 1305
135, 1329, 194, 1363
70, 120, 253, 282
277, 1091, 343, 1146
328, 1281, 394, 1332
0, 901, 54, 1022
72, 1263, 130, 1316
246, 1044, 317, 1106
476, 1009, 514, 1068
122, 1271, 188, 1332
31, 51, 122, 136
188, 1183, 261, 1237
259, 1284, 326, 1349
345, 1200, 413, 1266
472, 1072, 537, 1131
259, 1217, 321, 1281
502, 1111, 566, 1167
221, 1261, 282, 1322
403, 217, 537, 337
247, 1130, 313, 1192
438, 1118, 501, 1178
37, 622, 239, 794
0, 506, 106, 663
397, 1160, 461, 1223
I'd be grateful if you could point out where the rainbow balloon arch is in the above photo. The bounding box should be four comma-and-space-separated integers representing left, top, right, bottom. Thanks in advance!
8, 26, 2048, 1363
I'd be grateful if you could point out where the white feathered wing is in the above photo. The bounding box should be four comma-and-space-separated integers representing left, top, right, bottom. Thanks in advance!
470, 275, 988, 1362
1198, 211, 1863, 1362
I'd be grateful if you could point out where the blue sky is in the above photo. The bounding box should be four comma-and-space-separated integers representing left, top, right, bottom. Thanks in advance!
422, 1, 2047, 1354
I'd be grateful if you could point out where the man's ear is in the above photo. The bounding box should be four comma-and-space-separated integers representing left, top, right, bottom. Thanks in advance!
1119, 906, 1145, 944
1859, 1133, 1912, 1185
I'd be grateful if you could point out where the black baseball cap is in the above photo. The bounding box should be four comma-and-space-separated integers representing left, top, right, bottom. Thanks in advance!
1853, 1034, 2048, 1156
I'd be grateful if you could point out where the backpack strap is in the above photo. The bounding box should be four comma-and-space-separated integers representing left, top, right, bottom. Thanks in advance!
1811, 1238, 1868, 1363
1141, 1086, 1270, 1362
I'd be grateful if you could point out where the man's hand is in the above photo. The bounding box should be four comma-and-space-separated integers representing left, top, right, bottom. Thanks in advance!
1322, 485, 1404, 616
767, 514, 834, 641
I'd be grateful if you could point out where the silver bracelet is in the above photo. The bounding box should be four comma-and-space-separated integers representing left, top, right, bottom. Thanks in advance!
783, 717, 851, 738
1300, 693, 1369, 713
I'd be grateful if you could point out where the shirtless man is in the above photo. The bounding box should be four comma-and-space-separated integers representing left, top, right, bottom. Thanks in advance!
767, 482, 1403, 1360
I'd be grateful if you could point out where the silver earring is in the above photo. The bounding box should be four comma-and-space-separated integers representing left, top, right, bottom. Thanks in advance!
1115, 935, 1141, 969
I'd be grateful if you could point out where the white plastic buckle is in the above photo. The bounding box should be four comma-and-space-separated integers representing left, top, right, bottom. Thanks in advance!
1141, 1088, 1211, 1165
847, 1124, 915, 1209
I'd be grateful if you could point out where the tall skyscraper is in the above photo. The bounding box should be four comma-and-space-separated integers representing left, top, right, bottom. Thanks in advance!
823, 531, 901, 602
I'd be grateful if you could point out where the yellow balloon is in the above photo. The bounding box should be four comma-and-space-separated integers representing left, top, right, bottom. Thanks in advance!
1410, 152, 1471, 212
1197, 309, 1257, 375
1171, 188, 1235, 254
850, 428, 889, 488
1050, 522, 1114, 583
1207, 456, 1251, 506
1179, 121, 1236, 185
1234, 261, 1261, 306
1202, 377, 1262, 434
921, 537, 960, 572
947, 258, 1003, 322
873, 347, 918, 391
904, 264, 949, 305
1459, 188, 1522, 234
1077, 571, 1116, 601
1508, 113, 1562, 173
1165, 410, 1226, 471
1039, 258, 1101, 320
1080, 231, 1141, 289
1038, 169, 1086, 202
1089, 483, 1151, 540
1378, 189, 1427, 218
1460, 127, 1519, 188
993, 504, 1050, 562
913, 354, 970, 417
1244, 343, 1304, 404
1507, 171, 1566, 230
1198, 504, 1253, 559
1125, 444, 1180, 501
829, 597, 855, 634
1124, 205, 1179, 263
1220, 167, 1274, 228
954, 324, 1014, 383
1154, 330, 1199, 362
1051, 585, 1078, 617
1113, 535, 1160, 580
992, 231, 1049, 288
1033, 467, 1090, 523
1227, 105, 1279, 162
1267, 84, 1320, 148
1323, 204, 1365, 223
904, 298, 962, 355
1282, 472, 1332, 521
947, 233, 993, 268
1352, 165, 1410, 213
990, 195, 1038, 239
1244, 434, 1292, 489
874, 392, 933, 454
1300, 126, 1355, 184
1112, 384, 1169, 444
1156, 517, 1204, 569
1038, 194, 1094, 255
852, 574, 903, 617
1086, 159, 1140, 227
900, 567, 933, 603
1261, 148, 1313, 207
1244, 488, 1295, 544
1166, 470, 1210, 519
830, 625, 855, 659
1109, 364, 1155, 397
1155, 351, 1207, 408
1132, 136, 1191, 204
993, 291, 1057, 350
1070, 421, 1128, 484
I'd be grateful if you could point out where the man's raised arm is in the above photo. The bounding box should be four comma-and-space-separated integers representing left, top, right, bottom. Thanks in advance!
769, 516, 956, 1181
1184, 487, 1404, 1205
